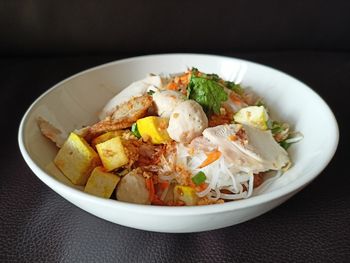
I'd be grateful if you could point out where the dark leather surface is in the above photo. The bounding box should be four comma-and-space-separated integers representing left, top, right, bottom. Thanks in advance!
0, 51, 349, 262
1, 0, 350, 56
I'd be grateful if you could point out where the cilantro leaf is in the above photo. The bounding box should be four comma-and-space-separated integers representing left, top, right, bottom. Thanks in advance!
188, 76, 228, 114
225, 81, 244, 95
279, 140, 291, 150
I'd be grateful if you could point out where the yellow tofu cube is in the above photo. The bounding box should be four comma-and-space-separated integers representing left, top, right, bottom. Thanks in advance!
91, 130, 123, 148
54, 132, 100, 185
234, 106, 269, 130
84, 166, 120, 198
174, 185, 198, 206
136, 116, 171, 144
96, 136, 128, 171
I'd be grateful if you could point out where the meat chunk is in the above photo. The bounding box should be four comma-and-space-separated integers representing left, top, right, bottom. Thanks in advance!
89, 95, 153, 136
116, 168, 151, 205
152, 90, 186, 118
167, 100, 208, 144
99, 75, 162, 120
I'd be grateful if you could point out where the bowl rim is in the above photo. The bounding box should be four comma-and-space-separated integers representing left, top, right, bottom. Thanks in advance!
18, 53, 339, 216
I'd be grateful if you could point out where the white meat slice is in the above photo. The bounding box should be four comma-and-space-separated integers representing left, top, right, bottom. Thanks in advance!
202, 124, 289, 173
239, 124, 290, 170
99, 75, 162, 120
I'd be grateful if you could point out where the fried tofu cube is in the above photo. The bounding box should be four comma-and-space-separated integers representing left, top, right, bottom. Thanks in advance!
174, 185, 198, 206
91, 130, 123, 148
136, 116, 171, 144
96, 136, 128, 171
54, 132, 100, 185
84, 166, 120, 198
234, 106, 269, 130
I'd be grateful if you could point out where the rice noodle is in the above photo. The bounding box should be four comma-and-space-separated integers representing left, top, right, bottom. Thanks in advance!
246, 173, 254, 198
220, 160, 239, 193
197, 168, 219, 197
220, 191, 248, 200
236, 173, 251, 183
208, 188, 221, 201
174, 136, 290, 201
285, 133, 304, 144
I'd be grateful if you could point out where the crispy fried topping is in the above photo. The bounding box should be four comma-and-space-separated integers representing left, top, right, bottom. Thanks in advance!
122, 138, 166, 169
197, 197, 225, 205
208, 108, 234, 127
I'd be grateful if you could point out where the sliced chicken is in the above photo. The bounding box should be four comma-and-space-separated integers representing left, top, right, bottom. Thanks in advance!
189, 136, 217, 152
167, 100, 208, 144
99, 75, 162, 120
202, 124, 289, 173
152, 90, 186, 118
238, 124, 290, 169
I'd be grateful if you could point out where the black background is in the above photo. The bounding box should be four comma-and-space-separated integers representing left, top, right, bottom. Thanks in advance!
0, 1, 349, 262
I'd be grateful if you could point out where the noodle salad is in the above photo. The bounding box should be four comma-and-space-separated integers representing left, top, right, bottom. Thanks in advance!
38, 68, 302, 206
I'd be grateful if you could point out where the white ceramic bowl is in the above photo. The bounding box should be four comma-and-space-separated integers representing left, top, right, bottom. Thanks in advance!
18, 54, 338, 233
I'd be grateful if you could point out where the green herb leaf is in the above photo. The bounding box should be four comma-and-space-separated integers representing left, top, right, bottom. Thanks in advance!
147, 90, 155, 95
270, 121, 287, 134
192, 171, 206, 185
225, 81, 244, 95
279, 140, 291, 150
266, 119, 273, 129
200, 72, 220, 82
188, 76, 228, 114
255, 98, 267, 108
131, 123, 141, 138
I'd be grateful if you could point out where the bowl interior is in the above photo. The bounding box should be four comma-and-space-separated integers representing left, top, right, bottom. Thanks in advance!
20, 54, 339, 201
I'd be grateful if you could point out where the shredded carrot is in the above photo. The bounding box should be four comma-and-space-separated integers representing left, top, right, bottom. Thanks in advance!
179, 73, 190, 85
167, 82, 178, 90
145, 177, 155, 202
228, 134, 237, 141
159, 181, 169, 190
230, 92, 244, 104
195, 182, 208, 192
198, 150, 221, 168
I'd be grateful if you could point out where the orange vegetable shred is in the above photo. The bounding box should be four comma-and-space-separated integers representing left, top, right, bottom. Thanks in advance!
198, 151, 221, 168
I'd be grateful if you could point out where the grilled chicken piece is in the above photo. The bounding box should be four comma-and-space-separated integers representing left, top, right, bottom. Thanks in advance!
89, 95, 153, 136
99, 75, 162, 120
